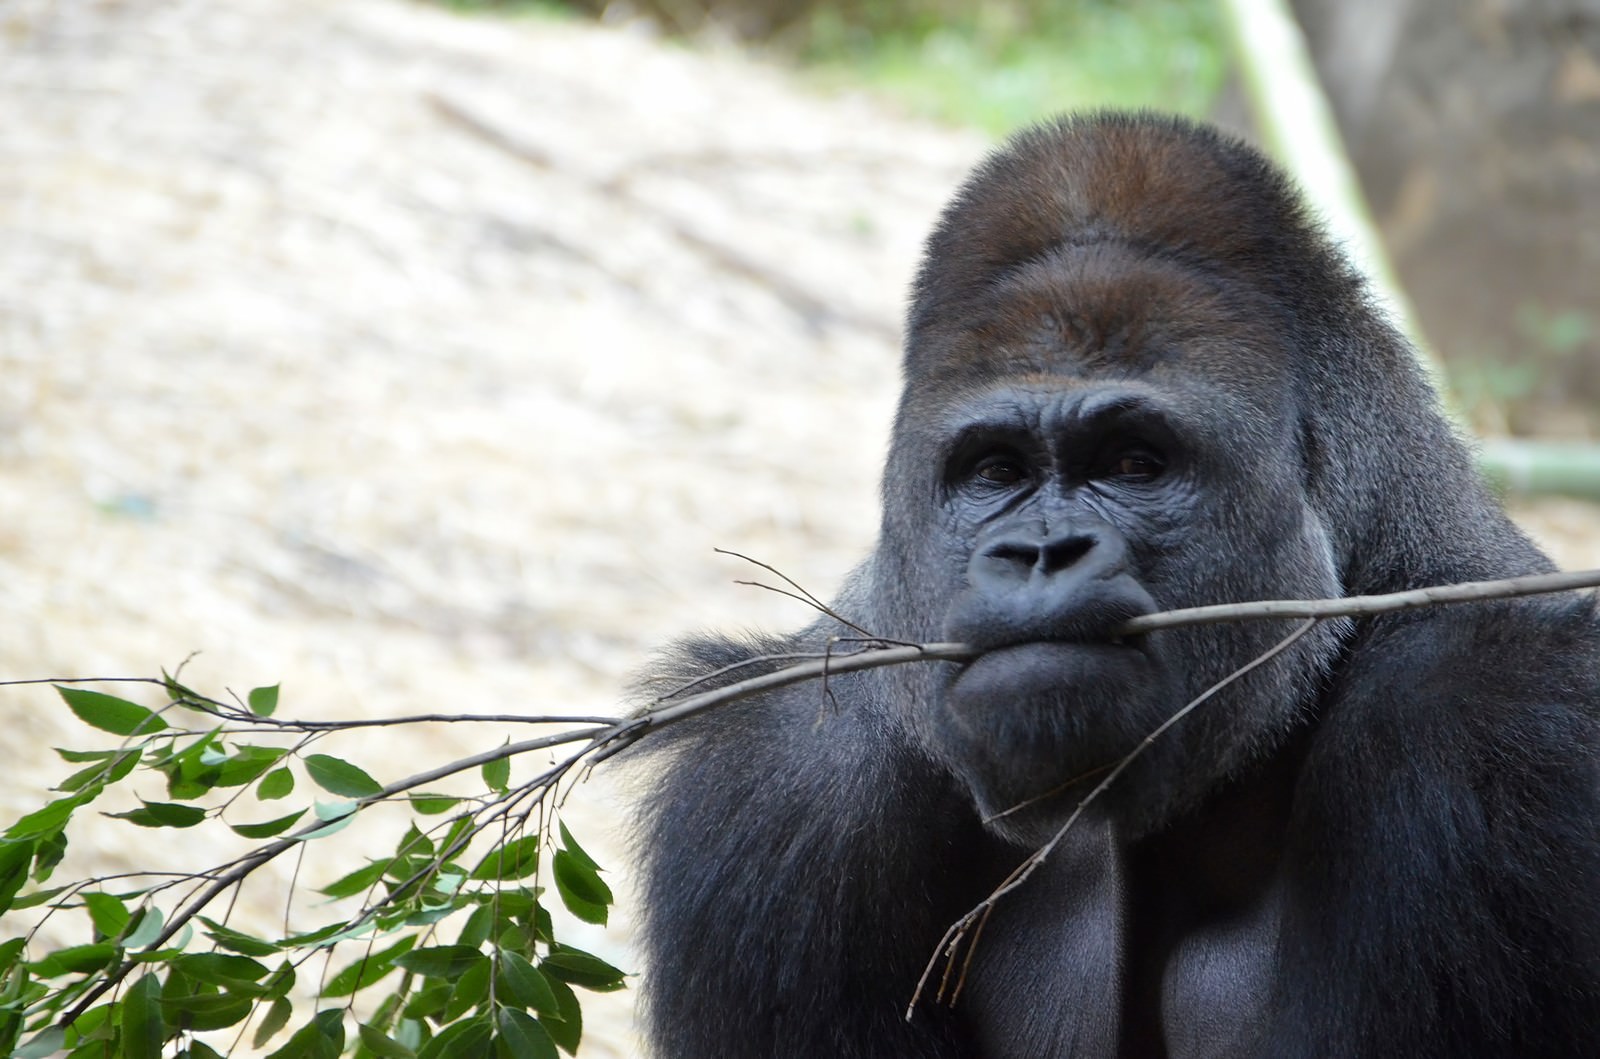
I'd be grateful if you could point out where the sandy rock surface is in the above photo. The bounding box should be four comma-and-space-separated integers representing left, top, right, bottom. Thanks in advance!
0, 0, 986, 1051
0, 1, 1595, 1054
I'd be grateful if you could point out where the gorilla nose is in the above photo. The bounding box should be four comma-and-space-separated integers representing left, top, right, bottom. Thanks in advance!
972, 519, 1126, 587
950, 520, 1152, 648
980, 530, 1098, 581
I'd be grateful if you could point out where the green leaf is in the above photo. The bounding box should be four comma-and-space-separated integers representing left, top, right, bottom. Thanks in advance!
319, 859, 391, 900
56, 749, 140, 793
416, 1014, 493, 1059
316, 857, 395, 902
540, 946, 625, 992
173, 952, 270, 990
266, 1009, 345, 1059
229, 808, 307, 839
556, 822, 600, 873
65, 1001, 113, 1043
161, 667, 197, 701
481, 751, 509, 794
158, 991, 253, 1031
27, 942, 117, 977
382, 853, 436, 887
281, 920, 357, 948
32, 830, 68, 881
400, 980, 451, 1022
248, 684, 280, 717
301, 804, 357, 840
496, 1008, 558, 1059
0, 840, 34, 914
538, 977, 582, 1056
82, 891, 131, 940
215, 745, 288, 787
106, 799, 208, 829
532, 901, 556, 945
407, 793, 459, 815
181, 1043, 225, 1059
395, 945, 485, 980
455, 904, 495, 950
470, 835, 540, 882
198, 918, 281, 957
253, 996, 293, 1048
264, 960, 297, 999
552, 849, 612, 926
56, 746, 119, 763
318, 797, 359, 822
358, 1023, 417, 1059
124, 905, 166, 949
441, 953, 492, 1023
323, 935, 415, 998
257, 767, 295, 801
13, 1026, 66, 1059
304, 755, 383, 799
9, 884, 69, 910
494, 950, 560, 1016
6, 791, 95, 840
429, 865, 466, 897
57, 686, 168, 736
397, 823, 434, 859
120, 972, 164, 1059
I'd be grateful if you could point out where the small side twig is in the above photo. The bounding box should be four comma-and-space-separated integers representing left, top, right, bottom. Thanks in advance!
717, 548, 883, 639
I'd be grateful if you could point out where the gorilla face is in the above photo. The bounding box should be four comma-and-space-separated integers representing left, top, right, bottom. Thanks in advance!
900, 251, 1345, 844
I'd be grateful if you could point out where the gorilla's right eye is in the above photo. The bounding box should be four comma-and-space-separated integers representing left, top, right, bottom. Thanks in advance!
972, 456, 1029, 486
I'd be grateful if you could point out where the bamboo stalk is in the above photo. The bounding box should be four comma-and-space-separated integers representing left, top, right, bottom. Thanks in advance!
1218, 0, 1600, 500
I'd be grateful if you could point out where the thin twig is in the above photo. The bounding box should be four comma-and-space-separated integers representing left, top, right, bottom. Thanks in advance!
639, 568, 1600, 743
717, 547, 881, 638
1116, 567, 1600, 634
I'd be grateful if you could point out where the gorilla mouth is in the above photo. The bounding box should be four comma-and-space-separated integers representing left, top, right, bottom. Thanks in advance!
954, 637, 1151, 696
969, 635, 1145, 662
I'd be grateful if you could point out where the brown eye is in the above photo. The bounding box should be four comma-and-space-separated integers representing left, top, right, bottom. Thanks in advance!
1108, 450, 1164, 481
974, 458, 1028, 486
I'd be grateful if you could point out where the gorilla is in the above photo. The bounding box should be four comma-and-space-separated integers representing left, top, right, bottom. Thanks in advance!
628, 113, 1600, 1058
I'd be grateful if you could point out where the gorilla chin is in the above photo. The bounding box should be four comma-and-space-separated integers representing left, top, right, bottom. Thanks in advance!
936, 639, 1174, 844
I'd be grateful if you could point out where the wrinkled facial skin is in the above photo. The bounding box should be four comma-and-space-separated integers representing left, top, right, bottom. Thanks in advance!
900, 261, 1344, 845
926, 384, 1182, 831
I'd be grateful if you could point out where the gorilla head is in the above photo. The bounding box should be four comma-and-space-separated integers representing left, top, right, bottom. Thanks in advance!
631, 114, 1600, 1059
875, 116, 1378, 842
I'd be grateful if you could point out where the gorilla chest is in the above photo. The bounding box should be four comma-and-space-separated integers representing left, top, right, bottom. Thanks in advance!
961, 816, 1284, 1058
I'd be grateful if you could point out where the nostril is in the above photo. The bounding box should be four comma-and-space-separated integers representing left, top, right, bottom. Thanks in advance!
986, 540, 1041, 568
1039, 534, 1095, 573
980, 533, 1097, 576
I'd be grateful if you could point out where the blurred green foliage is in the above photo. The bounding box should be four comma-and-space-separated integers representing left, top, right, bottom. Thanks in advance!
437, 0, 1228, 133
797, 0, 1226, 132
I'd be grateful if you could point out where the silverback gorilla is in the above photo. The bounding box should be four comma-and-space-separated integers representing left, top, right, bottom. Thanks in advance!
629, 113, 1600, 1057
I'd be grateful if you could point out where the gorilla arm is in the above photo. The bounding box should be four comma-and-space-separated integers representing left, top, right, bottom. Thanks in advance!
1263, 597, 1600, 1057
629, 631, 996, 1059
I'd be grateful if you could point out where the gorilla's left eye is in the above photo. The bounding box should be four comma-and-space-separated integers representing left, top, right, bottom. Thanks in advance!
974, 457, 1030, 486
1103, 449, 1165, 482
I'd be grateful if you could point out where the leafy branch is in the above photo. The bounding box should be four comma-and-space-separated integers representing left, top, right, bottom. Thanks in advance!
0, 567, 1594, 1055
0, 676, 623, 1059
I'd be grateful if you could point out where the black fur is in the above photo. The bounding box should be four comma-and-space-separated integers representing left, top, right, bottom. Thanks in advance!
627, 113, 1600, 1058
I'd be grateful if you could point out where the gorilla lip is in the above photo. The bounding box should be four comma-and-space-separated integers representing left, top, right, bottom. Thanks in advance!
959, 636, 1149, 676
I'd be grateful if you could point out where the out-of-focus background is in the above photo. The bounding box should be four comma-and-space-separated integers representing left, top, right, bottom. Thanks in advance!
1, 0, 1596, 1053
